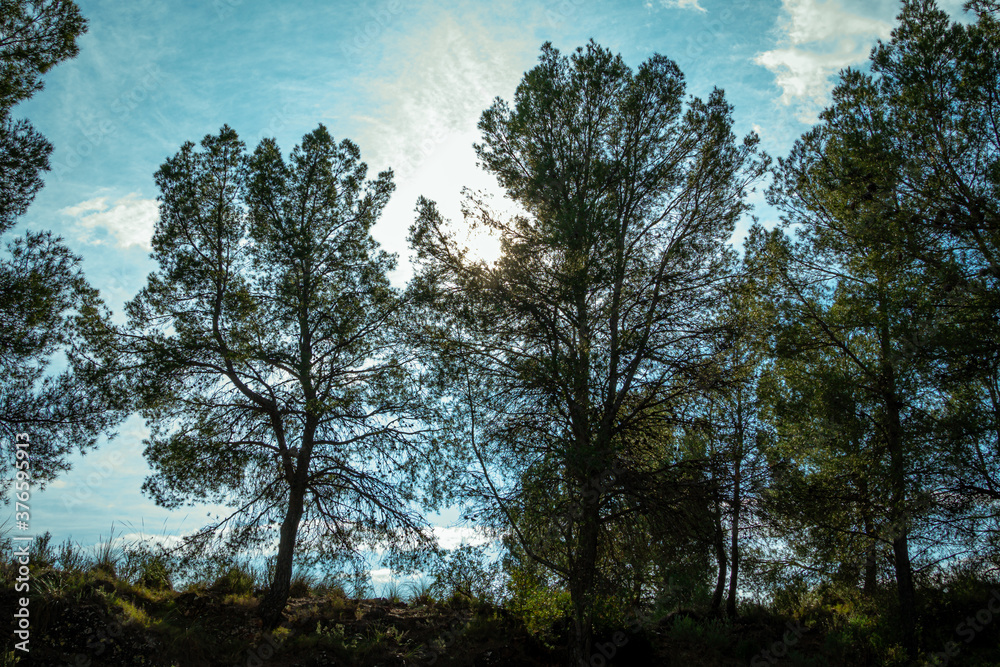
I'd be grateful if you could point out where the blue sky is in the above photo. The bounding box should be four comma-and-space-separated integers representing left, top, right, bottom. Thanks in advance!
7, 0, 970, 576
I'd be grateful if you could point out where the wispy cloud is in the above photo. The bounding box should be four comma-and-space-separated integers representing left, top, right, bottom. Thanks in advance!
355, 11, 526, 181
61, 193, 159, 250
349, 3, 535, 284
754, 0, 894, 123
653, 0, 707, 13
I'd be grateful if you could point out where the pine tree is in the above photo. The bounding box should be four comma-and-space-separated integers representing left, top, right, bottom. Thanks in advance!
126, 125, 439, 628
408, 40, 765, 659
1, 0, 127, 484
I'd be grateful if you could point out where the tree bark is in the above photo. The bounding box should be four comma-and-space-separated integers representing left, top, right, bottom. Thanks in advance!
569, 487, 600, 665
711, 513, 727, 614
888, 410, 917, 656
862, 494, 878, 597
881, 318, 916, 657
726, 450, 741, 618
863, 542, 878, 596
259, 477, 307, 630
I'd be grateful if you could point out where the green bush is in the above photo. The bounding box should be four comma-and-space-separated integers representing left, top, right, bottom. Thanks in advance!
430, 544, 501, 604
210, 566, 255, 596
30, 531, 56, 569
56, 538, 86, 572
408, 577, 434, 606
289, 570, 315, 598
669, 615, 703, 643
381, 579, 403, 604
314, 576, 349, 601
138, 554, 173, 591
90, 533, 121, 578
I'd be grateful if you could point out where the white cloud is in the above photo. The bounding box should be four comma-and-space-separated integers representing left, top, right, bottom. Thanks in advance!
755, 45, 857, 111
778, 0, 890, 44
754, 0, 894, 123
369, 567, 395, 585
433, 525, 491, 550
61, 193, 159, 250
61, 198, 108, 217
112, 532, 187, 551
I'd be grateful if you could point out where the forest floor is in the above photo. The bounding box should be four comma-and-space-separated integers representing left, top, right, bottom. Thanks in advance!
4, 564, 1000, 666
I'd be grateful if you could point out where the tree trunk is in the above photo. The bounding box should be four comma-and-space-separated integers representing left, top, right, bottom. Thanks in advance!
892, 528, 916, 651
569, 487, 600, 665
260, 299, 316, 630
712, 474, 726, 614
711, 495, 727, 614
726, 454, 741, 618
568, 285, 597, 665
862, 504, 878, 597
881, 318, 916, 657
259, 479, 306, 630
863, 542, 878, 595
631, 550, 646, 610
888, 422, 917, 657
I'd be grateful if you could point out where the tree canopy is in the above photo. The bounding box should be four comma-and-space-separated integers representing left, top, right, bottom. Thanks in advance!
408, 39, 766, 660
126, 124, 440, 628
9, 1, 1000, 661
0, 0, 127, 486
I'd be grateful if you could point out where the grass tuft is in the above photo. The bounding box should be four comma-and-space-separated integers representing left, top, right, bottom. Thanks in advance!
210, 565, 256, 596
408, 576, 435, 606
289, 568, 317, 598
381, 578, 403, 604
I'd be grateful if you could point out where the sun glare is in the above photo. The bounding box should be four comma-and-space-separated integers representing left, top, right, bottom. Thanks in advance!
461, 225, 502, 265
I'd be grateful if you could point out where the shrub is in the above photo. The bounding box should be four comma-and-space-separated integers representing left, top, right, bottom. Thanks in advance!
314, 575, 349, 601
138, 554, 173, 591
669, 615, 703, 643
289, 569, 316, 598
56, 538, 86, 572
90, 532, 122, 578
408, 577, 434, 606
381, 579, 403, 604
211, 566, 255, 596
30, 531, 56, 569
430, 544, 501, 604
